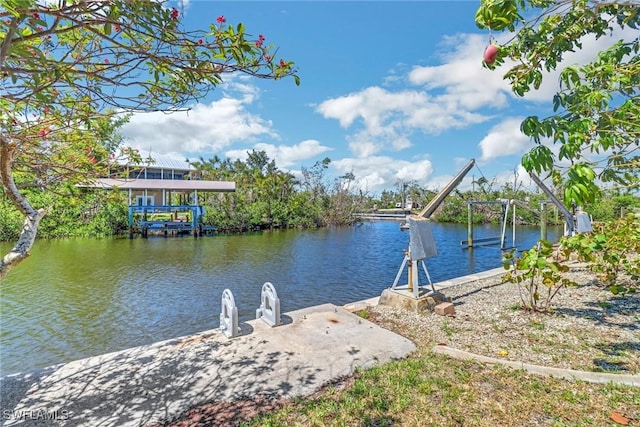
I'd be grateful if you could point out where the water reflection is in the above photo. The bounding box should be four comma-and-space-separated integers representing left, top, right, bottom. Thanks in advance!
0, 221, 562, 375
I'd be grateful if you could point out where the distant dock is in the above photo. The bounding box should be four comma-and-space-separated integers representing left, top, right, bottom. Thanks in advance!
353, 210, 410, 221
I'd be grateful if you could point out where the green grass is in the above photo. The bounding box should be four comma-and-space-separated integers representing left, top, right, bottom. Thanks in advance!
439, 320, 458, 337
240, 352, 640, 426
355, 309, 370, 320
597, 301, 613, 310
529, 319, 546, 331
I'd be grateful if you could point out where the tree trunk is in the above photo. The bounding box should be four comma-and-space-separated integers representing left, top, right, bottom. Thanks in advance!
0, 137, 46, 280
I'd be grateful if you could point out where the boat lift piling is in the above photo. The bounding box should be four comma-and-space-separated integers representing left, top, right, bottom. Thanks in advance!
461, 200, 512, 249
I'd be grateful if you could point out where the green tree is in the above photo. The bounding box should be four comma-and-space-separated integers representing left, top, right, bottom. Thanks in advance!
0, 0, 298, 278
475, 0, 639, 205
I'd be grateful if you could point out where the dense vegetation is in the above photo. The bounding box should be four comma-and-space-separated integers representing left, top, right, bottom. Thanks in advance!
0, 0, 298, 278
2, 150, 638, 242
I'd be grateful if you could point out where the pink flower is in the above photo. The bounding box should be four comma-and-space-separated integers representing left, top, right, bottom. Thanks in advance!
198, 39, 203, 45
216, 15, 226, 24
171, 8, 179, 20
104, 58, 110, 64
279, 59, 286, 67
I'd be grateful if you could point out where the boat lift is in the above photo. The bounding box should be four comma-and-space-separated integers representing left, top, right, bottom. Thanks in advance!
391, 159, 476, 299
528, 172, 592, 236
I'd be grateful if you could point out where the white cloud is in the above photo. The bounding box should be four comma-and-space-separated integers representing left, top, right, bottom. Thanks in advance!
424, 174, 477, 193
492, 164, 535, 190
408, 33, 513, 110
225, 139, 332, 168
316, 85, 492, 158
408, 26, 638, 110
478, 117, 531, 161
332, 156, 434, 192
121, 95, 274, 155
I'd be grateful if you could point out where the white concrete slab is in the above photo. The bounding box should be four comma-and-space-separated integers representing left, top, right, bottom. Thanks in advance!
1, 303, 415, 427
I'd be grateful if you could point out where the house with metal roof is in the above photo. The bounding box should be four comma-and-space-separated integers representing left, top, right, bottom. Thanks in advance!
85, 153, 236, 238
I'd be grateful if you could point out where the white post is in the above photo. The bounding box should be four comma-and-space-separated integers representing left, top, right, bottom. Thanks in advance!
500, 202, 508, 249
512, 202, 516, 246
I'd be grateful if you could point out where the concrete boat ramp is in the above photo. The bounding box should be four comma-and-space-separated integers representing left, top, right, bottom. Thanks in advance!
0, 302, 415, 426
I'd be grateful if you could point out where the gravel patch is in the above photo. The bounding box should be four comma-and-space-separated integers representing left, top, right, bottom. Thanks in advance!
368, 265, 640, 374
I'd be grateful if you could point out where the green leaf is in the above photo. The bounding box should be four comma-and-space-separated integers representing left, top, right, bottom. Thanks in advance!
536, 257, 547, 269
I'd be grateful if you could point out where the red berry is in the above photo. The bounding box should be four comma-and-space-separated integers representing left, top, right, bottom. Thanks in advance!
198, 39, 203, 45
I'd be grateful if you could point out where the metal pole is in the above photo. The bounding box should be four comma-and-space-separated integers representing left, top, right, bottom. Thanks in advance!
411, 260, 419, 298
528, 172, 575, 236
467, 203, 473, 248
419, 159, 475, 218
512, 202, 516, 246
500, 203, 508, 249
408, 254, 414, 293
540, 202, 548, 241
392, 254, 408, 289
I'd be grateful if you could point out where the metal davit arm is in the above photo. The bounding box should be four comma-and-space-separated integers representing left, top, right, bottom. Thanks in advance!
528, 172, 575, 236
417, 159, 476, 219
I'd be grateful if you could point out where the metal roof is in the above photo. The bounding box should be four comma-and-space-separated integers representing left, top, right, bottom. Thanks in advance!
87, 178, 235, 192
115, 153, 194, 171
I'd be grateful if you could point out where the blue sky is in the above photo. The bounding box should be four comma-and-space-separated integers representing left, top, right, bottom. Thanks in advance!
120, 1, 631, 195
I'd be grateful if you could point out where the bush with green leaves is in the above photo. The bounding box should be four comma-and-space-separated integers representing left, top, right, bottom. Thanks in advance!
560, 215, 639, 294
502, 240, 576, 312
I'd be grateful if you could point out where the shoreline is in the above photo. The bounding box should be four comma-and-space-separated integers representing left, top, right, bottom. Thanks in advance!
0, 302, 415, 427
2, 265, 637, 426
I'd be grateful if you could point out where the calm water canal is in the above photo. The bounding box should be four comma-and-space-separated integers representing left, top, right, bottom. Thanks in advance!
0, 221, 562, 376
